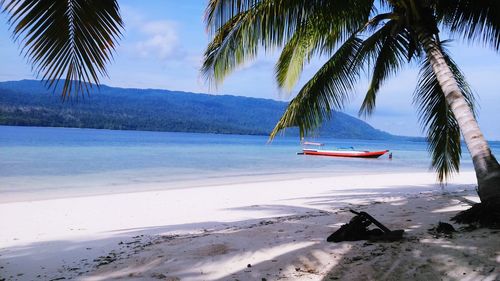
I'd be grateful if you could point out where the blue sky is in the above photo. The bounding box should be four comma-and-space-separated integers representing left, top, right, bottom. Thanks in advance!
1, 0, 499, 139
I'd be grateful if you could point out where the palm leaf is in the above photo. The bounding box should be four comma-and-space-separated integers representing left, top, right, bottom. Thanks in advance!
203, 0, 321, 83
436, 0, 500, 51
359, 21, 410, 117
203, 0, 375, 85
269, 36, 364, 139
205, 0, 262, 33
413, 46, 476, 182
275, 2, 377, 91
1, 0, 123, 98
274, 26, 319, 92
269, 17, 405, 139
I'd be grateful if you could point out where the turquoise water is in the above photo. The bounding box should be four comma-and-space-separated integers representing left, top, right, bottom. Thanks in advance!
1, 125, 496, 202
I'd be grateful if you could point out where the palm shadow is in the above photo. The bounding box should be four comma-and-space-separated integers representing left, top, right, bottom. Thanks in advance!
1, 184, 498, 281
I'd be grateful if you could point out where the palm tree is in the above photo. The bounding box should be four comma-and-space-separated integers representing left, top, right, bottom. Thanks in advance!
202, 1, 500, 212
0, 0, 123, 98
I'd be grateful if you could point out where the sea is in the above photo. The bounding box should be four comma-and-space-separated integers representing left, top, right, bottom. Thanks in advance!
1, 125, 498, 203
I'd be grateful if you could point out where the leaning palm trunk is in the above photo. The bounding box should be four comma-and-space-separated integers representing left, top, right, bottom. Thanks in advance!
420, 33, 500, 203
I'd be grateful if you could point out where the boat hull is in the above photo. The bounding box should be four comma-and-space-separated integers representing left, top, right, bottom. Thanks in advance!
302, 149, 389, 158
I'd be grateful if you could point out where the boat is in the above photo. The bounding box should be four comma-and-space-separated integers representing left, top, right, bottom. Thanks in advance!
298, 141, 389, 158
301, 148, 389, 158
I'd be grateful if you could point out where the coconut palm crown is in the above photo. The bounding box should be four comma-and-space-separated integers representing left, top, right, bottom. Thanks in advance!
202, 0, 500, 203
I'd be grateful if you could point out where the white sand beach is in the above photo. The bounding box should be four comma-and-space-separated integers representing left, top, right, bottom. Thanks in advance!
1, 171, 499, 281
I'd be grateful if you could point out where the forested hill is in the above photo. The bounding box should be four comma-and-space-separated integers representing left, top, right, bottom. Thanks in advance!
0, 80, 395, 139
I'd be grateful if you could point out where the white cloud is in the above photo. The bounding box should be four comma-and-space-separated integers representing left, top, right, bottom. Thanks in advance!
136, 21, 179, 60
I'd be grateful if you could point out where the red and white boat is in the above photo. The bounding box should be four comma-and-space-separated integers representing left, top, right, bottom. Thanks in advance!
302, 148, 389, 158
299, 142, 389, 158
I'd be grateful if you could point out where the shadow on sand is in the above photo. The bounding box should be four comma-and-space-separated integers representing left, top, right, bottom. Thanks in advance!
1, 183, 498, 281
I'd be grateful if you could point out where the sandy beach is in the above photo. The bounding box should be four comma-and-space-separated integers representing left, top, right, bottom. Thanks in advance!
1, 171, 499, 281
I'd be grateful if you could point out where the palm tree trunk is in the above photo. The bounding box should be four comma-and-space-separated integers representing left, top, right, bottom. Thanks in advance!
420, 34, 500, 203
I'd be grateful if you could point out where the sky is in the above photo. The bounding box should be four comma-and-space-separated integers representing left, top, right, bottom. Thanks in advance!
0, 0, 499, 139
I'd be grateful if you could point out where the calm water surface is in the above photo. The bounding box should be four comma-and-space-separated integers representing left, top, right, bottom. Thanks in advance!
2, 126, 497, 202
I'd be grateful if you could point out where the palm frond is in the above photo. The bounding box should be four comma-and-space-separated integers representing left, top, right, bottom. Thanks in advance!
270, 15, 405, 139
205, 0, 262, 34
203, 0, 375, 85
1, 0, 123, 98
274, 26, 318, 92
436, 0, 500, 51
269, 36, 364, 139
202, 9, 260, 84
413, 46, 476, 182
275, 3, 379, 91
359, 21, 409, 117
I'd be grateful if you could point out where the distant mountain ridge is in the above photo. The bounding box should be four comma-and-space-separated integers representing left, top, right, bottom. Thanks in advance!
0, 80, 396, 140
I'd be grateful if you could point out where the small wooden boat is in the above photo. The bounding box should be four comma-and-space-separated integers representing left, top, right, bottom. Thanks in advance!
302, 148, 389, 158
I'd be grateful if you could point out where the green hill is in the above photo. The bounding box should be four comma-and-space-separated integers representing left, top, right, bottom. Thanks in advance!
0, 80, 395, 139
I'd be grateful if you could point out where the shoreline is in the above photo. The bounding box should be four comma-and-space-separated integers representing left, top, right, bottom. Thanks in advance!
1, 171, 499, 280
0, 169, 450, 204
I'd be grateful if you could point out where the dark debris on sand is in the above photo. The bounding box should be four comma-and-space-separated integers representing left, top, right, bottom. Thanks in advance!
327, 210, 404, 243
428, 222, 457, 238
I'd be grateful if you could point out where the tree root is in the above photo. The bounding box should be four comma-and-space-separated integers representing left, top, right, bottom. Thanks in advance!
451, 201, 500, 228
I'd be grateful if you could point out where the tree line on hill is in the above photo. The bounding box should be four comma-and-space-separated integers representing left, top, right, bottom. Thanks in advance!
0, 80, 396, 140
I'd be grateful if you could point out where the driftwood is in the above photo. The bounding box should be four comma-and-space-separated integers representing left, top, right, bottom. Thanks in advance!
327, 210, 404, 243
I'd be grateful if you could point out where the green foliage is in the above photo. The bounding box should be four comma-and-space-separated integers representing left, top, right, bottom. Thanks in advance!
1, 0, 123, 98
202, 0, 374, 85
414, 49, 476, 181
358, 20, 411, 117
435, 0, 500, 51
270, 36, 364, 139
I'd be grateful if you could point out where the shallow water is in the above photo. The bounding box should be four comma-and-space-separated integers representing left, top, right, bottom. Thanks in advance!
1, 125, 496, 202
